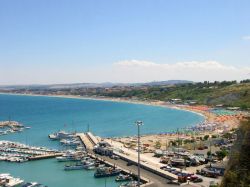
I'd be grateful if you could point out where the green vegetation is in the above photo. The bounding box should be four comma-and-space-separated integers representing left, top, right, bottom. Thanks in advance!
216, 149, 228, 160
154, 140, 161, 149
2, 80, 250, 108
207, 150, 211, 156
204, 135, 210, 140
98, 81, 250, 108
222, 132, 234, 139
221, 118, 250, 187
211, 135, 217, 138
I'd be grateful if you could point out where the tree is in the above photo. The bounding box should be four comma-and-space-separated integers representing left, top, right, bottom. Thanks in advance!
216, 149, 227, 160
204, 135, 209, 141
211, 135, 217, 138
207, 150, 211, 157
154, 141, 161, 149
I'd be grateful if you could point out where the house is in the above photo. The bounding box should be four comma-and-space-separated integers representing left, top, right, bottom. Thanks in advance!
93, 141, 113, 156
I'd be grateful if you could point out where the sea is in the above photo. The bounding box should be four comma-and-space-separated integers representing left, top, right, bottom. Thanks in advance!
0, 94, 204, 187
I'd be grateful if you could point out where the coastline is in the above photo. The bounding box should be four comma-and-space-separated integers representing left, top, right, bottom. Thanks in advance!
0, 92, 206, 120
1, 92, 243, 136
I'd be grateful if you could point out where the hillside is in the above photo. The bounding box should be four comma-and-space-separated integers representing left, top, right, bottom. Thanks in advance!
1, 80, 250, 109
98, 81, 250, 109
221, 118, 250, 187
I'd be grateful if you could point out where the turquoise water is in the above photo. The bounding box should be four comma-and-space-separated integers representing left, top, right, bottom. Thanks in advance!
0, 94, 204, 186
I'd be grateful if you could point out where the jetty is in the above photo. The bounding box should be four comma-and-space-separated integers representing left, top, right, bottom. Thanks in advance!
0, 140, 62, 162
77, 132, 98, 150
88, 152, 151, 186
29, 153, 63, 161
77, 131, 178, 186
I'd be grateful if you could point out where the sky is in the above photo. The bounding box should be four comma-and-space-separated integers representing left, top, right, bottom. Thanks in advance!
0, 0, 250, 85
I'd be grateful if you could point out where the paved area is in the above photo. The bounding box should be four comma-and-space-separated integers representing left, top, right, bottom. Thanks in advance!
98, 154, 174, 187
77, 133, 94, 149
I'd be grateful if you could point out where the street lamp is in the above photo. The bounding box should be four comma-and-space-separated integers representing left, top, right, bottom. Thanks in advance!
135, 120, 143, 187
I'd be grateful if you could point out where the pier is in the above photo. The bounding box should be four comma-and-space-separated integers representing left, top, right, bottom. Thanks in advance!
88, 152, 151, 186
77, 132, 98, 150
29, 153, 63, 161
78, 132, 178, 186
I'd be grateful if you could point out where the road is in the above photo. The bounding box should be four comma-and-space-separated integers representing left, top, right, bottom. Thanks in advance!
99, 154, 174, 187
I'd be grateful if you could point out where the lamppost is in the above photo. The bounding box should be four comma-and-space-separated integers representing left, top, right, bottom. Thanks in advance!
135, 121, 143, 187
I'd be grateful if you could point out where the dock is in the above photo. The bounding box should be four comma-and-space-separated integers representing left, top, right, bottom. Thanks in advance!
29, 153, 63, 161
78, 131, 177, 185
114, 151, 177, 180
77, 132, 98, 150
87, 152, 151, 186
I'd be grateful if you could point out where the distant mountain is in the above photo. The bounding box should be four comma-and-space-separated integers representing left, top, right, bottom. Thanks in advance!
141, 80, 193, 86
0, 80, 193, 90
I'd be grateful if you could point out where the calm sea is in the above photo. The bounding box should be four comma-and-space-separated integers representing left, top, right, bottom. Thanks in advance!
0, 94, 204, 187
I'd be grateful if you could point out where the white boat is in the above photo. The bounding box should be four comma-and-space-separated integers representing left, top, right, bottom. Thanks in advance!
49, 131, 74, 140
21, 182, 46, 187
60, 139, 80, 146
119, 181, 140, 187
82, 161, 95, 169
1, 175, 24, 187
56, 156, 81, 162
64, 163, 84, 170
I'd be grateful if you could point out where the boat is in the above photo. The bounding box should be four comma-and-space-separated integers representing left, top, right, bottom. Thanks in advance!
48, 131, 74, 140
60, 139, 80, 146
21, 182, 47, 187
56, 156, 81, 162
56, 151, 83, 162
119, 181, 141, 187
85, 165, 95, 170
64, 163, 84, 170
94, 166, 121, 178
0, 173, 24, 187
115, 174, 133, 182
82, 161, 95, 169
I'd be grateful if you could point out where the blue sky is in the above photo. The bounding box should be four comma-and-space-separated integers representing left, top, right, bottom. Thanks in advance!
0, 0, 250, 84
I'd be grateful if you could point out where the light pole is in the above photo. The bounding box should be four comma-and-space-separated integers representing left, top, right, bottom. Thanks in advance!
135, 121, 143, 187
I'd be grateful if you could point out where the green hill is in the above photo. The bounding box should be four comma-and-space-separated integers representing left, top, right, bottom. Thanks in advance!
100, 81, 250, 109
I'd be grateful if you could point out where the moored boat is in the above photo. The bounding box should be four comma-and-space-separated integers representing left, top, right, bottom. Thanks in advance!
94, 166, 121, 178
119, 181, 141, 187
64, 163, 84, 170
115, 174, 133, 182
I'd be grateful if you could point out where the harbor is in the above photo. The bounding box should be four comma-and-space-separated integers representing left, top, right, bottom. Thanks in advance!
48, 130, 150, 186
0, 120, 30, 136
0, 94, 247, 187
0, 141, 62, 162
0, 121, 229, 186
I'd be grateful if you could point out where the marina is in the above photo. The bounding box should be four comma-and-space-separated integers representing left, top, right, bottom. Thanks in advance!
0, 121, 30, 136
0, 141, 62, 162
0, 94, 240, 187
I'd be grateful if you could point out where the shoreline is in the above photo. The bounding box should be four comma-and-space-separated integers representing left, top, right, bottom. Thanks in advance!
0, 92, 206, 117
0, 92, 242, 136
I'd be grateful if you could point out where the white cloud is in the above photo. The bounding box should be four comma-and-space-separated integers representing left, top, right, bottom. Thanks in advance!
111, 60, 250, 82
114, 60, 157, 67
242, 35, 250, 40
0, 60, 249, 85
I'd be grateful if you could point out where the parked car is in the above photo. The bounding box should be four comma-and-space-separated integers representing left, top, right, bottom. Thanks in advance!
193, 178, 203, 183
167, 180, 180, 185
